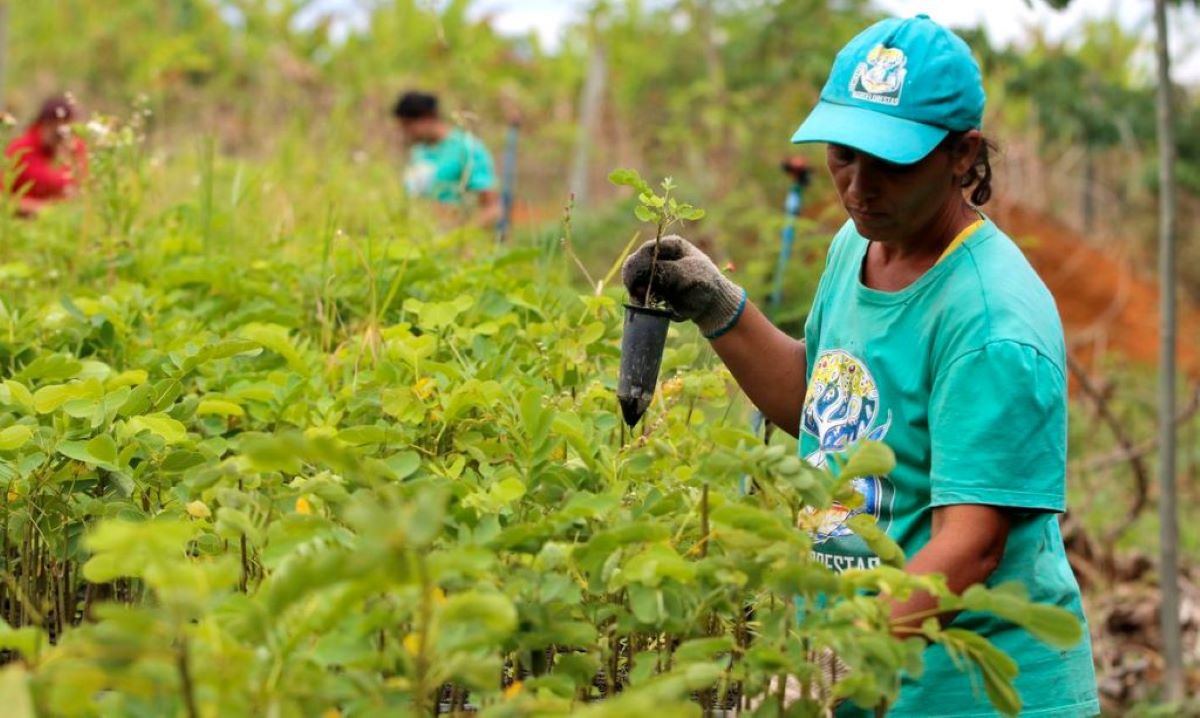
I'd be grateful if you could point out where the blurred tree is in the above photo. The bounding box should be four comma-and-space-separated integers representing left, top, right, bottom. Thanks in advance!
1006, 21, 1155, 231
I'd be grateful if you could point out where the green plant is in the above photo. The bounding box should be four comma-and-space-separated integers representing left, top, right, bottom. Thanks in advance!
608, 169, 705, 307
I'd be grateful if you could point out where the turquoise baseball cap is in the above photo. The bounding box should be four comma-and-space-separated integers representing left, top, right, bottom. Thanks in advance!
791, 14, 985, 165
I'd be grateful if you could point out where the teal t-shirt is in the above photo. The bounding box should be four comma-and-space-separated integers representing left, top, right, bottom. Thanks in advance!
801, 219, 1099, 717
404, 128, 497, 205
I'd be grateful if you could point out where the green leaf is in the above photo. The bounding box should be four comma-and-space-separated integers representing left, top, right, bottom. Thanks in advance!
766, 563, 840, 597
411, 300, 466, 329
491, 476, 526, 504
117, 383, 154, 417
633, 204, 656, 222
126, 413, 189, 444
627, 584, 663, 625
957, 583, 1083, 649
1, 381, 34, 412
16, 354, 82, 382
161, 450, 207, 472
338, 425, 391, 446
839, 440, 896, 480
939, 628, 1020, 717
0, 426, 33, 451
384, 451, 421, 480
518, 388, 553, 447
711, 503, 798, 544
0, 664, 35, 718
673, 636, 735, 664
180, 338, 261, 373
638, 193, 666, 208
83, 519, 197, 583
238, 322, 308, 373
85, 434, 118, 465
554, 652, 602, 689
608, 168, 651, 194
618, 544, 696, 587
845, 513, 905, 567
195, 399, 244, 417
436, 591, 518, 652
215, 507, 263, 546
33, 380, 101, 414
57, 438, 120, 471
0, 624, 44, 664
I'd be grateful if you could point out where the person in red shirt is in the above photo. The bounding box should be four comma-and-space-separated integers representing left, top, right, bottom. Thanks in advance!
5, 95, 87, 216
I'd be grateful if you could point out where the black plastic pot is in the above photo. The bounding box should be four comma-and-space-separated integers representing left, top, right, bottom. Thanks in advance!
617, 303, 672, 427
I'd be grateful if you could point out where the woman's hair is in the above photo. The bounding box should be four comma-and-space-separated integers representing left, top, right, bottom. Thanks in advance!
35, 94, 77, 126
940, 131, 997, 207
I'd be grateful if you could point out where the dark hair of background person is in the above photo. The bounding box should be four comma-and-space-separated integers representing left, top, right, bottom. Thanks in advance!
392, 91, 439, 120
35, 94, 77, 126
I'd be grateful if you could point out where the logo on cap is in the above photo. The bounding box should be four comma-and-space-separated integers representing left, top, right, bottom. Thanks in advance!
849, 44, 907, 106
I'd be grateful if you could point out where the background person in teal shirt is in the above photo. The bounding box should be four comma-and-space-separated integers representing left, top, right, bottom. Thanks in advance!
393, 90, 501, 228
622, 15, 1100, 717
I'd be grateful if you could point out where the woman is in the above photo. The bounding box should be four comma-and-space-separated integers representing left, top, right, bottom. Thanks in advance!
623, 15, 1100, 717
5, 94, 87, 216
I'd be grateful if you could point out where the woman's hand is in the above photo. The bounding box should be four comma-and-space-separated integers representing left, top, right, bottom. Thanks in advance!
621, 235, 747, 338
622, 235, 808, 436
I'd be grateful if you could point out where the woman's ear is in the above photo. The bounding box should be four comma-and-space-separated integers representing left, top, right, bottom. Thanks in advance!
952, 130, 983, 178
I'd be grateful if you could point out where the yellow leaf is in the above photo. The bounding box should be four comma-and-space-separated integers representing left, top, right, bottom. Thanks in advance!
295, 497, 312, 515
2, 381, 34, 412
196, 399, 245, 417
413, 377, 436, 401
402, 633, 421, 656
33, 380, 101, 414
106, 370, 148, 390
321, 710, 342, 718
0, 664, 33, 718
0, 426, 33, 451
504, 680, 523, 699
185, 501, 212, 519
125, 413, 188, 444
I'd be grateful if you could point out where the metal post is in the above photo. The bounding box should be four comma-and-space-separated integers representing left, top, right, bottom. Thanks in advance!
1152, 0, 1183, 704
768, 179, 805, 313
497, 120, 519, 243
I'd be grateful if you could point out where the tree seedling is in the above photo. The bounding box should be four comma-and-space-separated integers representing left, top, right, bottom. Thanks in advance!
608, 169, 705, 307
609, 169, 705, 427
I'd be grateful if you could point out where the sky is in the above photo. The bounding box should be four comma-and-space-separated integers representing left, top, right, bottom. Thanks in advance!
303, 0, 1200, 83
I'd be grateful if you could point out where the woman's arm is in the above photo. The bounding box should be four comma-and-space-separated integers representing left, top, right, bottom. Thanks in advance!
888, 504, 1011, 634
709, 300, 808, 437
472, 189, 502, 228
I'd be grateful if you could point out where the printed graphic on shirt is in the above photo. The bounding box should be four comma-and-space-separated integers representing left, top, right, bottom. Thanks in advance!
801, 350, 894, 565
850, 44, 907, 106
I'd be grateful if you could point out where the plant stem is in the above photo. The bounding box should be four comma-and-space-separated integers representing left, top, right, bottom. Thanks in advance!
642, 217, 666, 307
178, 636, 200, 718
414, 554, 434, 715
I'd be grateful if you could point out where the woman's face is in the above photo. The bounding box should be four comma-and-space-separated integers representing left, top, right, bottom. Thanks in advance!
37, 119, 72, 152
826, 133, 979, 244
